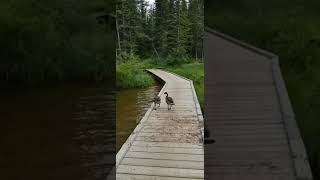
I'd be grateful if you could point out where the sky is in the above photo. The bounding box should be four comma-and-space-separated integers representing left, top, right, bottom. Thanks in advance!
145, 0, 155, 10
145, 0, 155, 5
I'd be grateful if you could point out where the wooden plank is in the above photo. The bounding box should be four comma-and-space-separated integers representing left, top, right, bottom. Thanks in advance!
142, 125, 200, 130
117, 165, 204, 179
132, 141, 202, 148
130, 146, 204, 154
117, 174, 203, 180
142, 121, 198, 125
204, 28, 313, 179
205, 151, 291, 160
125, 151, 203, 162
121, 158, 204, 169
135, 136, 201, 143
204, 174, 294, 180
138, 132, 201, 138
148, 117, 198, 121
204, 166, 293, 174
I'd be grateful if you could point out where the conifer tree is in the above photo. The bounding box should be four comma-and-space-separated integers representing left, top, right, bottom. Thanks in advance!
116, 0, 204, 60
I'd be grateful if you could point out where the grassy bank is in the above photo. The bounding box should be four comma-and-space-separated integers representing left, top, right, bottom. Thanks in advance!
116, 60, 154, 89
116, 59, 204, 107
205, 0, 320, 178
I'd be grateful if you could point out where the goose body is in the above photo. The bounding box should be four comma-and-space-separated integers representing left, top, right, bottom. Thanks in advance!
151, 95, 161, 110
164, 92, 175, 110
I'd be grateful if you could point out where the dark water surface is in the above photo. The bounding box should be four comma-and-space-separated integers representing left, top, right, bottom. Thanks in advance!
0, 84, 115, 180
116, 83, 162, 151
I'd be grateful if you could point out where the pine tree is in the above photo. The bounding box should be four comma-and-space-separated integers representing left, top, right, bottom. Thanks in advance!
154, 0, 170, 57
116, 0, 203, 60
189, 0, 203, 59
166, 0, 178, 55
136, 0, 149, 56
173, 0, 192, 57
117, 0, 140, 57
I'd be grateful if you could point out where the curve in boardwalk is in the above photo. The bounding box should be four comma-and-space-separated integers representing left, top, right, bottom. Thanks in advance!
116, 69, 204, 180
204, 27, 313, 180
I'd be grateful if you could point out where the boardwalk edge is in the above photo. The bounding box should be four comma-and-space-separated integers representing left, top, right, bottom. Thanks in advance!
205, 26, 313, 180
115, 72, 168, 169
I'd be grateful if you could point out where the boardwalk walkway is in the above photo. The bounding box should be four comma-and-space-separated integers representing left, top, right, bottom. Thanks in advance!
116, 69, 204, 180
204, 27, 313, 180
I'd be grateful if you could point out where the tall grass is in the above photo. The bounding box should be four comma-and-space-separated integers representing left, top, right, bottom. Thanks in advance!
116, 60, 154, 89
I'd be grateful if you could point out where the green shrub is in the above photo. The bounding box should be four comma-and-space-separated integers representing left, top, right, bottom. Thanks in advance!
116, 60, 154, 89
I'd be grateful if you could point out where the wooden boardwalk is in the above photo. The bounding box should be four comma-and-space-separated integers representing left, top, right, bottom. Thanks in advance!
116, 69, 204, 179
204, 27, 313, 180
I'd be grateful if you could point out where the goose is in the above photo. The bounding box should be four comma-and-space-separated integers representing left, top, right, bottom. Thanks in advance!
150, 95, 161, 110
164, 92, 175, 110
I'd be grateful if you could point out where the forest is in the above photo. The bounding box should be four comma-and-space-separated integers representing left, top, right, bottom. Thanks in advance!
116, 0, 204, 106
116, 0, 203, 60
0, 0, 116, 86
205, 0, 320, 178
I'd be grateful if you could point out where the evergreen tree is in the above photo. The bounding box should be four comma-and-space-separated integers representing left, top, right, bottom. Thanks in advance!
189, 0, 204, 59
166, 0, 178, 56
154, 0, 170, 57
136, 0, 149, 56
117, 0, 140, 56
116, 0, 204, 60
172, 0, 192, 57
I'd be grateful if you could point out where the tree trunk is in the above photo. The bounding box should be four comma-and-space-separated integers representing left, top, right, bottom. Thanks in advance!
116, 17, 121, 52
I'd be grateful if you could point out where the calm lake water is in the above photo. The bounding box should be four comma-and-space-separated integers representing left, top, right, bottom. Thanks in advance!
0, 84, 115, 180
116, 82, 162, 151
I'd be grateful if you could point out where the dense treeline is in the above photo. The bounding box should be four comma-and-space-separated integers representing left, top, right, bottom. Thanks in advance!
116, 0, 203, 61
205, 0, 320, 178
0, 0, 116, 85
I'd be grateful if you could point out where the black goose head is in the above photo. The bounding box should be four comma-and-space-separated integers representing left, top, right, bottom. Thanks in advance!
164, 92, 168, 96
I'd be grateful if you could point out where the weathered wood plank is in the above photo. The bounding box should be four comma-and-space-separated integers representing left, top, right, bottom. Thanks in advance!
117, 174, 203, 180
121, 158, 204, 169
125, 151, 203, 162
132, 141, 202, 148
117, 165, 204, 179
129, 146, 204, 154
116, 69, 204, 179
204, 28, 312, 180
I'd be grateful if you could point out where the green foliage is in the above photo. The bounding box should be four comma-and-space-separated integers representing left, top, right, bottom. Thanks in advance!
117, 0, 204, 61
116, 60, 154, 88
165, 56, 196, 66
0, 0, 115, 85
205, 0, 320, 178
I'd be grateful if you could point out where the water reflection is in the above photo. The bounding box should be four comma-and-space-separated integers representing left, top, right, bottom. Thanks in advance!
116, 83, 162, 151
0, 85, 115, 180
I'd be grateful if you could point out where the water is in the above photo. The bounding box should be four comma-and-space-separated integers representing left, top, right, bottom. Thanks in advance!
0, 84, 115, 180
116, 83, 162, 151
